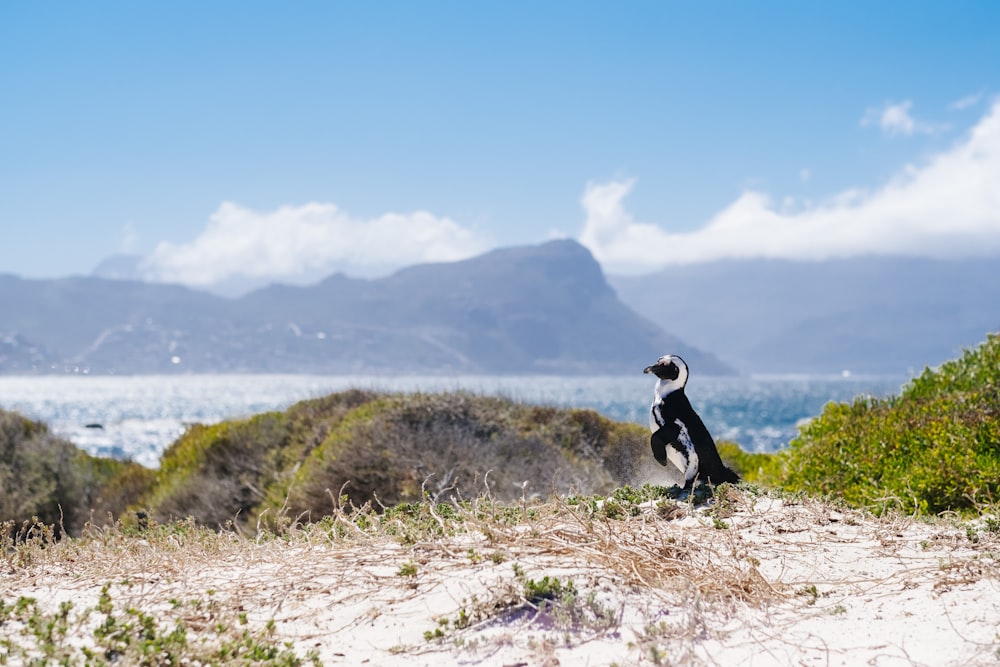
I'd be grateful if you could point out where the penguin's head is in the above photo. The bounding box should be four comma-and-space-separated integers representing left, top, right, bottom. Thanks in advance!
644, 355, 689, 391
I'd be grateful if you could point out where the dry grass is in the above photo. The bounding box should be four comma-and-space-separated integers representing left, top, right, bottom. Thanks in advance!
2, 485, 999, 666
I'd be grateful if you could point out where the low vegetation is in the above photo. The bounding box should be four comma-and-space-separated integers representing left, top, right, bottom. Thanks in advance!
0, 410, 152, 536
154, 390, 655, 532
277, 392, 649, 525
2, 390, 654, 536
743, 332, 1000, 516
0, 582, 309, 666
2, 332, 998, 539
0, 520, 316, 666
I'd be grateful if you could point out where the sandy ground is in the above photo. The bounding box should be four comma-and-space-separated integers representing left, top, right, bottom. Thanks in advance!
2, 490, 999, 666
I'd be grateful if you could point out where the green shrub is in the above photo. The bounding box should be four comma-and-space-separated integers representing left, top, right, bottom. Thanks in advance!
142, 412, 290, 527
74, 454, 155, 529
131, 391, 396, 529
283, 392, 648, 518
0, 410, 81, 531
128, 390, 648, 530
0, 409, 151, 535
774, 333, 1000, 515
715, 440, 783, 485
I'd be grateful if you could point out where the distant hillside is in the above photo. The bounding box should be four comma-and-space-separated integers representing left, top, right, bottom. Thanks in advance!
609, 256, 1000, 375
0, 240, 731, 375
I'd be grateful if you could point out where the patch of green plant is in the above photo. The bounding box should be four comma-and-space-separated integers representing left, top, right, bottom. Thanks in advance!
772, 333, 1000, 516
424, 564, 619, 646
376, 499, 466, 543
707, 483, 741, 524
0, 409, 153, 536
522, 575, 576, 604
711, 516, 729, 530
564, 482, 739, 523
796, 584, 820, 606
142, 411, 291, 527
716, 440, 784, 485
0, 585, 313, 665
566, 483, 698, 520
514, 567, 618, 633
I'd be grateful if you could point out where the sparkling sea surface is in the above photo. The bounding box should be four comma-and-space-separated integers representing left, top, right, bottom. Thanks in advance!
0, 373, 908, 468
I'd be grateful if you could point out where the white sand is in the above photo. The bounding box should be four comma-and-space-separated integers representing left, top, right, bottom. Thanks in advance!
2, 491, 998, 666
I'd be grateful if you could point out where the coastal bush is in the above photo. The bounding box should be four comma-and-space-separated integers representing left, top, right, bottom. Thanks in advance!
130, 390, 649, 530
281, 391, 649, 520
715, 441, 782, 484
774, 332, 1000, 515
0, 409, 150, 535
253, 388, 382, 517
142, 412, 291, 527
73, 454, 156, 529
0, 410, 81, 531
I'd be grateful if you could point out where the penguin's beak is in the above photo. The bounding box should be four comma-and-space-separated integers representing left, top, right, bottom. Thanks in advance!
643, 364, 656, 374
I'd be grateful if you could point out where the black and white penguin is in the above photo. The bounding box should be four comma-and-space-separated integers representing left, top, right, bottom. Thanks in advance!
643, 354, 739, 487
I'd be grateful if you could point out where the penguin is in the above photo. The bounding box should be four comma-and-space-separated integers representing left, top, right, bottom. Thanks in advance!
643, 354, 739, 487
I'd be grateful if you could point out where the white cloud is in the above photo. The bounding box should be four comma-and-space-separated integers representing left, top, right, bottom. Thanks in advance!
580, 101, 1000, 274
861, 100, 941, 136
141, 201, 491, 288
949, 91, 985, 111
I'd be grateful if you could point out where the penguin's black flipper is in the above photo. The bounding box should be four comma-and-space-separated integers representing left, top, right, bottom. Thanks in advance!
650, 421, 681, 466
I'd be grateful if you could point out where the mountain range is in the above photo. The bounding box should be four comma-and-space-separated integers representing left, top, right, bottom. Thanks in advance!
6, 241, 997, 377
0, 240, 729, 376
609, 257, 1000, 375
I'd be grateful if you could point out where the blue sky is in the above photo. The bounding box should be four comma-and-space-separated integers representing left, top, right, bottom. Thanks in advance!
3, 1, 999, 291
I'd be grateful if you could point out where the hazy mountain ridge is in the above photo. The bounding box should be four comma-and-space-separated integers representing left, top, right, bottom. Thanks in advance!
609, 256, 1000, 375
0, 241, 730, 375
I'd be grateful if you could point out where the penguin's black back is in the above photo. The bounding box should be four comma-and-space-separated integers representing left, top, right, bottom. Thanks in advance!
658, 389, 739, 486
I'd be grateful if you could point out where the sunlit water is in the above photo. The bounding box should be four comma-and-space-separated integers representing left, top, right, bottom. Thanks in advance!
0, 374, 907, 468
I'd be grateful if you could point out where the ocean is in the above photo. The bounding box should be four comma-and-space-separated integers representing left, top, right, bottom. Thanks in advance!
0, 373, 908, 468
